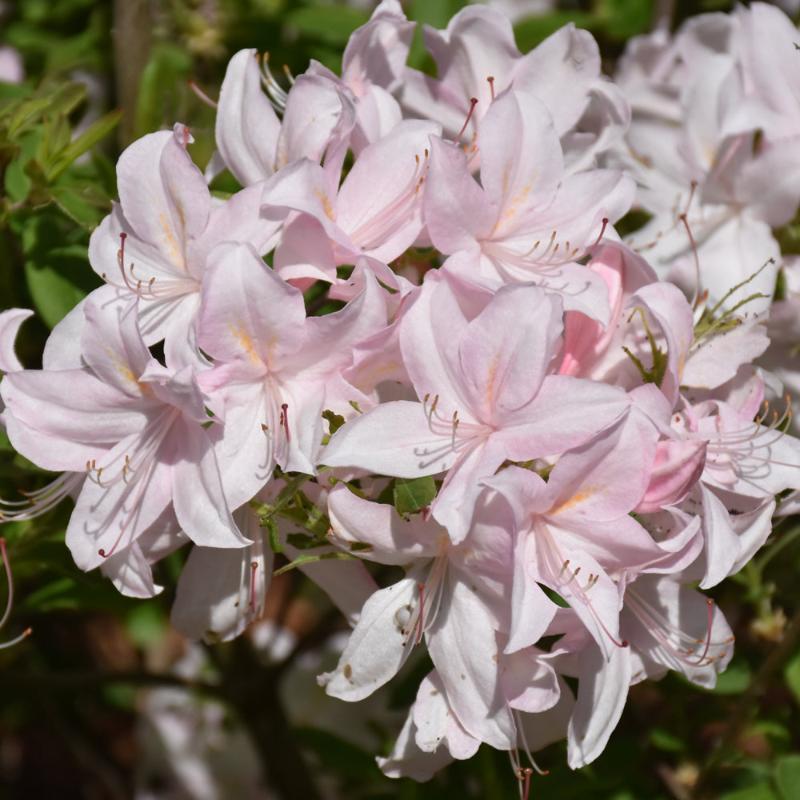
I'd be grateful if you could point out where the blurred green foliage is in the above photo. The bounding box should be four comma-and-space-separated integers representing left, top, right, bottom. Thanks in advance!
1, 1, 799, 799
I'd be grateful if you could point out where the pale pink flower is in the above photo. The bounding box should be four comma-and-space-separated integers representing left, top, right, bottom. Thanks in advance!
215, 50, 355, 186
323, 275, 631, 539
322, 483, 517, 750
424, 90, 633, 318
1, 294, 249, 572
195, 242, 386, 509
89, 124, 277, 364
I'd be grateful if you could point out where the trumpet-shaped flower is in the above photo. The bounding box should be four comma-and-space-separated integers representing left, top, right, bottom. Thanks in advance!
196, 243, 386, 508
1, 294, 249, 572
424, 90, 633, 319
89, 125, 278, 363
322, 484, 517, 750
323, 275, 631, 539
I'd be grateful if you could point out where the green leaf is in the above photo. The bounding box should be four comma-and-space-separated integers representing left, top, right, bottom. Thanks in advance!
3, 130, 41, 203
18, 209, 102, 327
41, 114, 72, 165
135, 44, 193, 137
8, 82, 85, 138
24, 259, 88, 328
273, 550, 354, 576
393, 476, 436, 516
776, 755, 800, 800
752, 720, 791, 748
322, 409, 346, 435
597, 0, 653, 40
265, 516, 283, 554
712, 657, 752, 694
45, 109, 122, 180
407, 0, 461, 69
649, 727, 685, 753
286, 532, 324, 551
515, 11, 596, 52
49, 178, 111, 228
126, 602, 166, 648
721, 784, 779, 800
286, 7, 369, 47
785, 652, 800, 706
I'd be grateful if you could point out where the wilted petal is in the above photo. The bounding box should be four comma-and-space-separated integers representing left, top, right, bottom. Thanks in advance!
321, 575, 418, 701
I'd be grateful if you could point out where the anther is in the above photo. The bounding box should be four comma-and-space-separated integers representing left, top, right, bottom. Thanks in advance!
517, 766, 533, 800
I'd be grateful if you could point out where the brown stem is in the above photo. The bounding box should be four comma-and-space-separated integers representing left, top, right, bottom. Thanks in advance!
112, 0, 153, 147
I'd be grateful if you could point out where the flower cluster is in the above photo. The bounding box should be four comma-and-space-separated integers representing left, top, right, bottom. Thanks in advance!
3, 0, 800, 789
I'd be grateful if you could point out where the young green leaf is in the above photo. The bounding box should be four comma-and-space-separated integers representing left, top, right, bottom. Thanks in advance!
393, 476, 436, 516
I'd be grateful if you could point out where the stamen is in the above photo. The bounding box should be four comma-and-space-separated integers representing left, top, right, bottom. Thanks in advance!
91, 414, 178, 559
0, 538, 14, 631
487, 76, 495, 101
688, 599, 715, 666
517, 767, 532, 800
122, 454, 133, 484
347, 149, 429, 250
457, 97, 479, 141
511, 706, 550, 789
415, 582, 425, 645
625, 589, 733, 669
679, 213, 702, 309
0, 538, 32, 649
544, 528, 629, 650
0, 626, 32, 650
188, 80, 218, 109
280, 403, 291, 442
0, 472, 81, 522
683, 180, 698, 217
593, 217, 609, 247
260, 52, 288, 112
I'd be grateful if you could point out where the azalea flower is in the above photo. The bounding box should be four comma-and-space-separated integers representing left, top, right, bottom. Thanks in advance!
1, 294, 249, 572
424, 89, 633, 317
323, 275, 631, 538
89, 124, 278, 364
